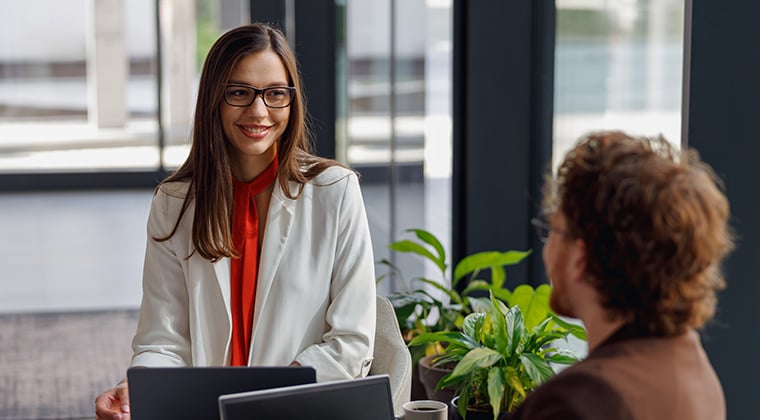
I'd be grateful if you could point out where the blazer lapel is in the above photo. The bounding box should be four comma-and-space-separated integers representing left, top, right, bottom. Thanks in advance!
213, 258, 231, 316
185, 240, 233, 364
250, 181, 297, 342
184, 238, 232, 320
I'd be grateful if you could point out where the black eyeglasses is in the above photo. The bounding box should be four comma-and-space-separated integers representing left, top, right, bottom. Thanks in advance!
531, 217, 571, 243
224, 84, 296, 108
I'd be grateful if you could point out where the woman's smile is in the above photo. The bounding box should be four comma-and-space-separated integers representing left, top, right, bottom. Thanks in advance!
237, 123, 272, 138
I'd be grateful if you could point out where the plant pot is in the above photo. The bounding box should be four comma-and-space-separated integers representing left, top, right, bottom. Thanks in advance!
450, 396, 499, 420
417, 354, 456, 404
410, 360, 428, 400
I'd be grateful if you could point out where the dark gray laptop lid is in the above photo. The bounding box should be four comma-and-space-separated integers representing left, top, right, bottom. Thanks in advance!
218, 374, 395, 420
127, 366, 316, 420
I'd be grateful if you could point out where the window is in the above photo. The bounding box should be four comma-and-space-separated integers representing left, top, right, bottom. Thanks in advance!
0, 0, 249, 175
339, 0, 453, 293
554, 0, 685, 166
0, 0, 160, 172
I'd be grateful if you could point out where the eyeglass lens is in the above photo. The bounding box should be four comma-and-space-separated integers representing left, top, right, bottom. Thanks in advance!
224, 85, 293, 108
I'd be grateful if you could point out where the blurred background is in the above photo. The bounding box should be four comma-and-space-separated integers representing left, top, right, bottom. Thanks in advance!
0, 0, 685, 310
2, 0, 756, 419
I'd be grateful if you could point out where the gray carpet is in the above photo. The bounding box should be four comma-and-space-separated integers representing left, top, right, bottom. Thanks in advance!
0, 309, 138, 420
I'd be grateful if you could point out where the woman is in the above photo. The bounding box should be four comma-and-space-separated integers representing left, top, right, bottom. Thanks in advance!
95, 23, 376, 420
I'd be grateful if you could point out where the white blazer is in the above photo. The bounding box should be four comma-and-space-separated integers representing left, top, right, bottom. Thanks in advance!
130, 166, 376, 382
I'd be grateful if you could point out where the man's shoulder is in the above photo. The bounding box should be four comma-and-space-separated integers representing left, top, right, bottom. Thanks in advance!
536, 364, 620, 395
506, 334, 724, 420
504, 366, 630, 420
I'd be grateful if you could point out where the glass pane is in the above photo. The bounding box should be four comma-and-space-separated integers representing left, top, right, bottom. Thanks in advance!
343, 0, 396, 293
0, 0, 160, 172
554, 0, 684, 167
161, 0, 250, 169
342, 0, 452, 293
0, 0, 251, 174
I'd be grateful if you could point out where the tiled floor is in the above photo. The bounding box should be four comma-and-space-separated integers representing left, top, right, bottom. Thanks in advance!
0, 309, 138, 419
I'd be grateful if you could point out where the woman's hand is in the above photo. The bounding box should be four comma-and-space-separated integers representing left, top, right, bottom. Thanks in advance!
95, 380, 130, 420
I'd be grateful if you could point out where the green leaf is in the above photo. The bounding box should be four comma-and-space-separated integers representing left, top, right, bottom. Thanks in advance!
487, 367, 505, 420
506, 284, 532, 308
494, 299, 509, 315
418, 277, 461, 304
461, 279, 493, 296
544, 348, 582, 365
434, 349, 469, 367
408, 343, 428, 367
550, 314, 588, 341
389, 240, 446, 272
386, 291, 437, 329
529, 316, 552, 335
500, 250, 533, 264
468, 297, 492, 314
491, 265, 506, 289
387, 290, 432, 307
452, 252, 496, 283
375, 258, 402, 286
503, 366, 526, 399
462, 312, 485, 338
509, 284, 552, 331
457, 387, 472, 420
505, 305, 526, 354
408, 331, 467, 347
444, 347, 502, 384
408, 228, 447, 269
520, 353, 554, 386
375, 257, 400, 271
491, 287, 512, 304
454, 250, 533, 283
488, 294, 508, 353
531, 332, 568, 350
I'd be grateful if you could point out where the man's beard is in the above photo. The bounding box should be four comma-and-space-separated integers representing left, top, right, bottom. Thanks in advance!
549, 278, 576, 319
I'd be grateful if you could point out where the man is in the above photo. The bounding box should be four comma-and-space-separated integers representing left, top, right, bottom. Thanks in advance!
504, 131, 733, 420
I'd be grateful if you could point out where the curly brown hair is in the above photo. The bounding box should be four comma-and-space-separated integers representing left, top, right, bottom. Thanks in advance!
545, 131, 734, 336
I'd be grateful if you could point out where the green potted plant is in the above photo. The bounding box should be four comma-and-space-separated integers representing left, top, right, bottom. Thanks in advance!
377, 228, 532, 401
409, 285, 587, 420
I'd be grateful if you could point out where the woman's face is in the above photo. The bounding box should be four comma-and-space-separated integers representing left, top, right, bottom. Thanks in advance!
221, 49, 291, 181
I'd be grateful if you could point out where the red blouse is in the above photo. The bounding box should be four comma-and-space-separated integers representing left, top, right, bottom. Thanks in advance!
229, 158, 278, 366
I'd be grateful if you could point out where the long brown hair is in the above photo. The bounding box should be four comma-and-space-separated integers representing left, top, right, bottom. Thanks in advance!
157, 23, 342, 262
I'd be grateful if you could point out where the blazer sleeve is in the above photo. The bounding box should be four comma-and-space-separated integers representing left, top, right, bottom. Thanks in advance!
130, 189, 192, 367
293, 172, 377, 381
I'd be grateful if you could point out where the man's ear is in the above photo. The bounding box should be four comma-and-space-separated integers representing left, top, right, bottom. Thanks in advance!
570, 239, 587, 282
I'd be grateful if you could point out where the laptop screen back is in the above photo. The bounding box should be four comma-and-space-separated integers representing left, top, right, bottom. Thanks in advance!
127, 366, 316, 420
218, 375, 395, 420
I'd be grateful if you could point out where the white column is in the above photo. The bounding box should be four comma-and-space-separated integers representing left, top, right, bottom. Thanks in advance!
159, 0, 195, 145
86, 0, 128, 128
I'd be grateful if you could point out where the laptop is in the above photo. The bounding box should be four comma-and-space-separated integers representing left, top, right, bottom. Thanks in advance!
127, 366, 316, 420
218, 374, 395, 420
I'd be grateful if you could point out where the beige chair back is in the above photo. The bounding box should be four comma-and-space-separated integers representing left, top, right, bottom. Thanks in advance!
369, 295, 412, 416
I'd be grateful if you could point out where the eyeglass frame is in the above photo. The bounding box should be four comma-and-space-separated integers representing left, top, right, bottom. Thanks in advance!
530, 217, 572, 243
223, 83, 296, 108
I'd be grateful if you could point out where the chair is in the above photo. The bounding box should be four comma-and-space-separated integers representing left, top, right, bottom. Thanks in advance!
369, 295, 412, 416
